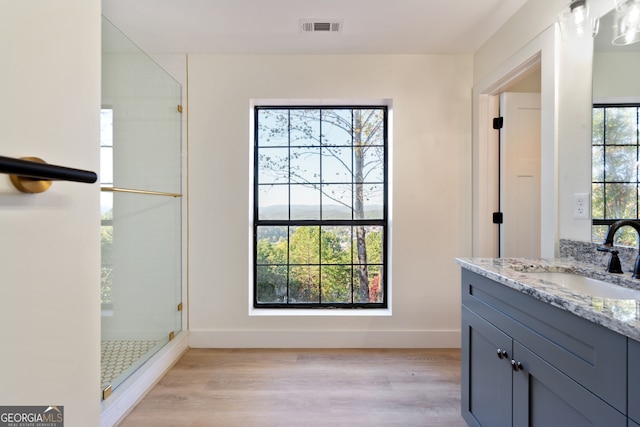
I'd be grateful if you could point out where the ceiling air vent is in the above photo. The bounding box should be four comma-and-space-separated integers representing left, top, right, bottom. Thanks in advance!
300, 20, 343, 33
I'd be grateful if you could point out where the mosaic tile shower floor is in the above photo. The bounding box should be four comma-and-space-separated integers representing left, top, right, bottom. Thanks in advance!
101, 339, 161, 389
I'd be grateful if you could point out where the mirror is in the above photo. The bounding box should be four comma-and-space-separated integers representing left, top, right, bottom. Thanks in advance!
593, 6, 640, 102
591, 4, 640, 244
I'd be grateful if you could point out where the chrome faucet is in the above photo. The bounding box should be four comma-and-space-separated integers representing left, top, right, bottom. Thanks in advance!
597, 219, 640, 278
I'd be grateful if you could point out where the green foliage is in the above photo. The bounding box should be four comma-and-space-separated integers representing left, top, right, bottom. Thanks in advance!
101, 225, 113, 304
255, 236, 288, 303
364, 229, 382, 264
288, 227, 321, 302
256, 226, 383, 304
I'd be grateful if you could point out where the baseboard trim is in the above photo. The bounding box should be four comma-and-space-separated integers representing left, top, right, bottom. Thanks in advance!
189, 329, 461, 348
100, 331, 189, 427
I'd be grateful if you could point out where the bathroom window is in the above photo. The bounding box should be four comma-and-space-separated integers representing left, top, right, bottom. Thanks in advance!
253, 106, 388, 308
592, 104, 640, 246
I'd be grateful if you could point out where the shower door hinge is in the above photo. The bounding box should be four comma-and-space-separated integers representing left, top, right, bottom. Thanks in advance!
177, 303, 183, 312
493, 117, 504, 129
177, 104, 183, 113
102, 385, 112, 400
169, 331, 175, 341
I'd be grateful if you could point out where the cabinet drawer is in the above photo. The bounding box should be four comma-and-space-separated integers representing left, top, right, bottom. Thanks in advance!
462, 270, 627, 413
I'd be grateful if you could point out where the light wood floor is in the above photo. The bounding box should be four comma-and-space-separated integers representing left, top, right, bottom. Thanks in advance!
118, 348, 466, 427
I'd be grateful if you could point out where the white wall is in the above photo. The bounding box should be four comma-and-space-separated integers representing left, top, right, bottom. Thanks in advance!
0, 1, 101, 426
187, 54, 472, 348
557, 36, 596, 243
593, 51, 640, 100
474, 0, 567, 85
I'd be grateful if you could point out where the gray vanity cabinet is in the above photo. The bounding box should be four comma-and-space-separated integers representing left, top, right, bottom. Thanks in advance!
461, 270, 628, 427
630, 338, 640, 425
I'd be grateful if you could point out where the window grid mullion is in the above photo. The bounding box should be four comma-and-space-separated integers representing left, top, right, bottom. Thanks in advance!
350, 110, 355, 303
603, 107, 608, 220
318, 112, 323, 304
288, 109, 292, 222
286, 225, 291, 305
351, 109, 355, 222
287, 110, 292, 304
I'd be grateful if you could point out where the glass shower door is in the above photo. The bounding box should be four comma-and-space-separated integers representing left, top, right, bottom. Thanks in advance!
100, 16, 183, 398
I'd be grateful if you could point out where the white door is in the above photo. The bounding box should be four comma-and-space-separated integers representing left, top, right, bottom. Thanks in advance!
500, 92, 541, 258
1, 2, 101, 420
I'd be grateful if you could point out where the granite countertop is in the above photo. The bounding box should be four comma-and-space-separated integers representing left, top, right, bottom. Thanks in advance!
456, 257, 640, 342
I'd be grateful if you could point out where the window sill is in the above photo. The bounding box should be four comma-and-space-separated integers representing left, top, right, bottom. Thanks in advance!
249, 307, 392, 317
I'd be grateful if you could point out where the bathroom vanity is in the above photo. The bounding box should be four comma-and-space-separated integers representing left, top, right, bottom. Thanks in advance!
457, 258, 640, 427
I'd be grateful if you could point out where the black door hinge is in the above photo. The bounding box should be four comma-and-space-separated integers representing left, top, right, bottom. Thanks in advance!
493, 212, 503, 224
493, 117, 504, 129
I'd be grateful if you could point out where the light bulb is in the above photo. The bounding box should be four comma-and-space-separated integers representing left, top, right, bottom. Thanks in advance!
573, 4, 587, 27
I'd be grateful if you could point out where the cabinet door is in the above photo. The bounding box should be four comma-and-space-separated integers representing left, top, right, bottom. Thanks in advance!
630, 338, 640, 425
512, 342, 626, 427
462, 307, 513, 427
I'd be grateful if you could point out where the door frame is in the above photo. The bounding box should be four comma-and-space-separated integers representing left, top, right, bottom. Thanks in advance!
472, 26, 558, 258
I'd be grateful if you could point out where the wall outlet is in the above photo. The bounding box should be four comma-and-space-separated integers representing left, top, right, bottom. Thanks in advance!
573, 193, 590, 220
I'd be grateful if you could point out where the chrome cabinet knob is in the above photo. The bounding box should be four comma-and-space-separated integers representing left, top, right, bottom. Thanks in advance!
511, 360, 523, 372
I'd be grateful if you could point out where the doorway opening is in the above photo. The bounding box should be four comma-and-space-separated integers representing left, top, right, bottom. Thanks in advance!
474, 52, 546, 258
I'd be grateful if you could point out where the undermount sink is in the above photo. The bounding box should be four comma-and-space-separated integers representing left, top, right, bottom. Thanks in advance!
525, 271, 640, 300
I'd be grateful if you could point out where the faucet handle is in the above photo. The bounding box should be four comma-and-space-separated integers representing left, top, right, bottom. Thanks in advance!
606, 250, 624, 274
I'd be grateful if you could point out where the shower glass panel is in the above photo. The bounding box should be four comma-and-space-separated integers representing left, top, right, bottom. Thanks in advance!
100, 16, 182, 396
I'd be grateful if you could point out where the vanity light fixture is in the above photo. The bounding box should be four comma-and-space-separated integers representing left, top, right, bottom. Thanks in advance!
558, 0, 599, 42
612, 0, 640, 45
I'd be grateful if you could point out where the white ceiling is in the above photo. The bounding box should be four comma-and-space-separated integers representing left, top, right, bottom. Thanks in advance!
101, 0, 529, 55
